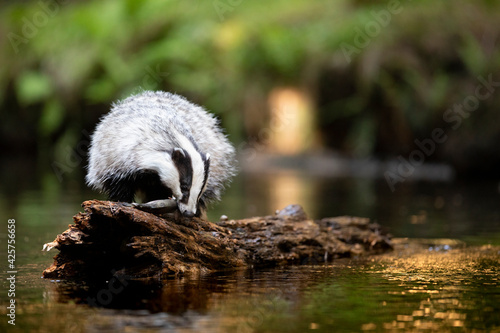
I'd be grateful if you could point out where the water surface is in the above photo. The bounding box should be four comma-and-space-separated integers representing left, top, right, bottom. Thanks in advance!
0, 167, 499, 332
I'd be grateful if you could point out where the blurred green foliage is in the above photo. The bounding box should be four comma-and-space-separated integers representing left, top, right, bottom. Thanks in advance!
1, 0, 500, 175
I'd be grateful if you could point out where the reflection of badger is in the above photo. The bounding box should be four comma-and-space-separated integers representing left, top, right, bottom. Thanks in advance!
86, 91, 237, 217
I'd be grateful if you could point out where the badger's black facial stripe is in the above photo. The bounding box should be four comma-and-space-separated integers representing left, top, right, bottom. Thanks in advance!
198, 154, 210, 202
171, 148, 192, 204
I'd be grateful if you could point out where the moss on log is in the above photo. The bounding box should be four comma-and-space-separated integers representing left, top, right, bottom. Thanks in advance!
42, 200, 392, 280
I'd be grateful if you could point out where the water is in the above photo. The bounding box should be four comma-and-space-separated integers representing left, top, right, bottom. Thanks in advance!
0, 163, 499, 332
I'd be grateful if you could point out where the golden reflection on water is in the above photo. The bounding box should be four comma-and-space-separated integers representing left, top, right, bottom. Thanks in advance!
178, 241, 498, 333
363, 240, 500, 332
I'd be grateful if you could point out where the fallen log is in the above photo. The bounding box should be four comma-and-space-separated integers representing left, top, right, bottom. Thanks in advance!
42, 200, 392, 280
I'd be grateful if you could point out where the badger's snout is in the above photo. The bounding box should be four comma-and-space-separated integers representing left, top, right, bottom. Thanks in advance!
178, 201, 197, 218
182, 210, 195, 218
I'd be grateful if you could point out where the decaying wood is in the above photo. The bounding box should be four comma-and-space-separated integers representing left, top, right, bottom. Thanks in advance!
42, 200, 392, 280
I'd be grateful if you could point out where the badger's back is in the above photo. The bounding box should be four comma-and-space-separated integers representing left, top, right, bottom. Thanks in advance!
86, 91, 236, 204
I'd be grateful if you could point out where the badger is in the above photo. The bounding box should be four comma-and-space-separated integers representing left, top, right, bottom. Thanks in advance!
86, 91, 237, 218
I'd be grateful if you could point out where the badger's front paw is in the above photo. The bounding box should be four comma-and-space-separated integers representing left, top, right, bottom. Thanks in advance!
132, 199, 178, 214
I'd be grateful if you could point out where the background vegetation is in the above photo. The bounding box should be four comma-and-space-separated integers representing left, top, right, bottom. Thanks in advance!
1, 0, 499, 179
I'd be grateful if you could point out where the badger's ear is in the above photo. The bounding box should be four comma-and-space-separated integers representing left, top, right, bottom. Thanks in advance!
172, 147, 186, 162
205, 153, 210, 162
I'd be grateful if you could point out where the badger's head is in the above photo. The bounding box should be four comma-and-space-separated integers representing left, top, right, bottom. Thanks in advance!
168, 147, 210, 217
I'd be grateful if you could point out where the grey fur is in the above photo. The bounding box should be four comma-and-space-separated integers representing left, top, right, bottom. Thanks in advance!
86, 91, 237, 213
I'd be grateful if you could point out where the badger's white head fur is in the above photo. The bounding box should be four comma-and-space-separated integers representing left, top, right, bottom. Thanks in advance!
168, 147, 210, 217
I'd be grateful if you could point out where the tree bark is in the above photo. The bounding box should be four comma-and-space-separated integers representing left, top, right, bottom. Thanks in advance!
42, 200, 392, 280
